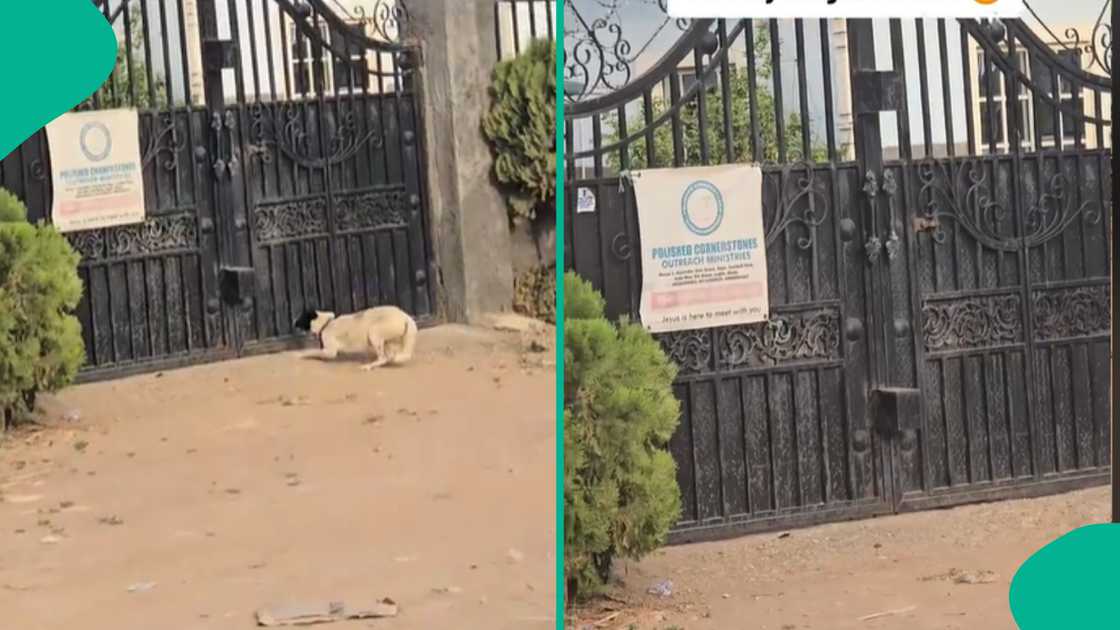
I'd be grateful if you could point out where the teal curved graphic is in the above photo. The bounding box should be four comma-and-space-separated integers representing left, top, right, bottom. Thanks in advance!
1010, 524, 1120, 629
681, 180, 725, 236
0, 3, 116, 160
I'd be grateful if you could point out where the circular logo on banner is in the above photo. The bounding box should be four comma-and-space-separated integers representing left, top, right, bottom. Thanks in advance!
681, 180, 725, 236
79, 122, 112, 163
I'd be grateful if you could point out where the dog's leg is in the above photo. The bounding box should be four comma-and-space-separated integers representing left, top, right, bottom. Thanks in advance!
388, 317, 418, 366
359, 333, 387, 371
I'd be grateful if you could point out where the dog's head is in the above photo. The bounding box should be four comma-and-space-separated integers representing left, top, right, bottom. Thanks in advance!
294, 309, 333, 335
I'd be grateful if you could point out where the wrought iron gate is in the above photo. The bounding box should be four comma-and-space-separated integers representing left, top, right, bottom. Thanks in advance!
0, 0, 434, 381
564, 4, 1112, 542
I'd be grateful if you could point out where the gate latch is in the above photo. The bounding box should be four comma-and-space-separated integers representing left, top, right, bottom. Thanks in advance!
870, 387, 922, 437
913, 216, 940, 234
853, 71, 904, 114
203, 38, 238, 70
219, 266, 256, 307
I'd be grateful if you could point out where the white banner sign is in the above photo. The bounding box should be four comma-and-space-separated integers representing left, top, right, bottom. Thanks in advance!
668, 0, 1024, 18
46, 109, 146, 233
633, 164, 769, 334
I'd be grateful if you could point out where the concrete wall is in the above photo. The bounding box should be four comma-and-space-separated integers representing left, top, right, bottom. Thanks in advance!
406, 0, 518, 323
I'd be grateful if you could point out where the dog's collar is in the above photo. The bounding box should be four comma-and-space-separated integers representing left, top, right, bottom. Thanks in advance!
317, 315, 338, 349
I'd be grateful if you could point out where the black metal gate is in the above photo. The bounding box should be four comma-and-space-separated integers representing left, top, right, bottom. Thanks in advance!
564, 5, 1112, 542
0, 0, 434, 381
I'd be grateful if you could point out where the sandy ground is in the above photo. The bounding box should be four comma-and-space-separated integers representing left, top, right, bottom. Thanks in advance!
568, 486, 1110, 630
0, 322, 556, 630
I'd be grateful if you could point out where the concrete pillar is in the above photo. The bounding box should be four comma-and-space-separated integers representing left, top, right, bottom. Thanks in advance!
405, 0, 515, 323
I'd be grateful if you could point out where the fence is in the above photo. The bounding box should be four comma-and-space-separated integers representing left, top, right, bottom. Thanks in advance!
564, 2, 1113, 542
495, 0, 556, 60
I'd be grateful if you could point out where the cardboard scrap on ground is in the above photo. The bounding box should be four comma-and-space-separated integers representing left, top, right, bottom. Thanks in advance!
256, 599, 398, 626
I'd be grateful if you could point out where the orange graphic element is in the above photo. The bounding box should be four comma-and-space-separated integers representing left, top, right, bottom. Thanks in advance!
974, 0, 999, 4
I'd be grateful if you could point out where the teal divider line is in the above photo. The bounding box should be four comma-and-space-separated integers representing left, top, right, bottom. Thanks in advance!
554, 0, 566, 626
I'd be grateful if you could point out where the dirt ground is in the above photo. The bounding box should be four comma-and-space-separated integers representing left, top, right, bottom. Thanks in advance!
568, 486, 1110, 630
0, 321, 556, 630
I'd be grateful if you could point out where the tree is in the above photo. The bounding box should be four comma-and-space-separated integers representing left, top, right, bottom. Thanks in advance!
605, 25, 829, 170
88, 5, 169, 110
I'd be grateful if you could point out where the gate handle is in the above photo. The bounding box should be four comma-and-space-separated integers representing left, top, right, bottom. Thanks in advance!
885, 228, 901, 261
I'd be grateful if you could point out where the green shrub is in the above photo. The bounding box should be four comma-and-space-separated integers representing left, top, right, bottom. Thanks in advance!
563, 272, 681, 602
0, 190, 85, 429
482, 39, 556, 225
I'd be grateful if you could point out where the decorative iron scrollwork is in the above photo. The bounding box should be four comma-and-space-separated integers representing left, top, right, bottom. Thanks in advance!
349, 0, 409, 43
564, 0, 691, 102
141, 112, 185, 173
1033, 285, 1110, 341
1023, 172, 1103, 245
610, 232, 633, 261
914, 158, 1100, 251
335, 190, 409, 232
247, 103, 385, 170
65, 230, 106, 260
764, 162, 831, 250
655, 310, 844, 376
1024, 0, 1112, 78
254, 198, 329, 243
66, 213, 199, 262
718, 310, 841, 370
922, 293, 1023, 352
657, 328, 713, 375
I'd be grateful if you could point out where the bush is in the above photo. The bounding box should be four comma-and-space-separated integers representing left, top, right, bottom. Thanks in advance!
563, 272, 681, 602
513, 264, 556, 324
0, 189, 85, 429
481, 38, 556, 225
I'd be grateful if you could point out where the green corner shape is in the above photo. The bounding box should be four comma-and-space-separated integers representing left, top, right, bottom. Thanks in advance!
1010, 524, 1120, 629
0, 3, 117, 160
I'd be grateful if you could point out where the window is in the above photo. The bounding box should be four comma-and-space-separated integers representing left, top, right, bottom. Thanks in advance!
289, 22, 333, 96
975, 45, 1084, 152
976, 49, 1031, 152
332, 35, 369, 94
287, 21, 380, 97
662, 65, 727, 101
1032, 51, 1082, 145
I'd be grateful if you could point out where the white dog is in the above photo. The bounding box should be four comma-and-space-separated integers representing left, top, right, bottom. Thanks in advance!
294, 306, 418, 370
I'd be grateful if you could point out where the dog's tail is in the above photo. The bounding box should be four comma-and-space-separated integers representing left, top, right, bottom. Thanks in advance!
392, 315, 418, 365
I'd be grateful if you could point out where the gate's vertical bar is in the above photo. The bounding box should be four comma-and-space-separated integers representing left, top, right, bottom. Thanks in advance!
197, 0, 250, 351
846, 18, 893, 507
1112, 0, 1118, 524
745, 20, 762, 162
1004, 28, 1042, 484
399, 46, 435, 318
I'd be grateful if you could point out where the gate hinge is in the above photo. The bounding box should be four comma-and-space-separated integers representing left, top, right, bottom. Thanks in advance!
399, 46, 423, 70
870, 387, 922, 437
853, 71, 904, 114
